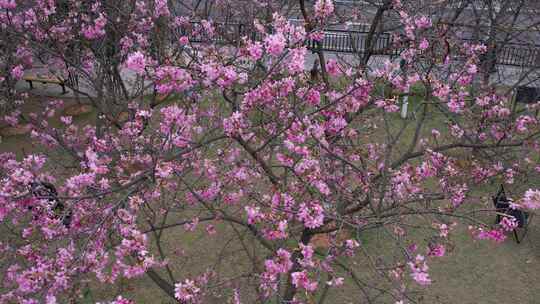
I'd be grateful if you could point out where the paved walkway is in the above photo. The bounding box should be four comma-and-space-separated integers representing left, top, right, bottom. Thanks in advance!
15, 51, 540, 99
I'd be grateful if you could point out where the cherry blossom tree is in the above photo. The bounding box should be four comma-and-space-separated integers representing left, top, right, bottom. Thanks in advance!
1, 0, 540, 303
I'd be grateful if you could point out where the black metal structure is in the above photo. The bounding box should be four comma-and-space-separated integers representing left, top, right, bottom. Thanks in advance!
176, 21, 540, 67
492, 184, 530, 243
28, 181, 71, 227
515, 86, 540, 104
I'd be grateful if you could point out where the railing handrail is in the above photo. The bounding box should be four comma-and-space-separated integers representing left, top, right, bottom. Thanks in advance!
175, 21, 540, 67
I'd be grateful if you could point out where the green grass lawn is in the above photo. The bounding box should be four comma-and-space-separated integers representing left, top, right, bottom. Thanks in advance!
2, 90, 540, 304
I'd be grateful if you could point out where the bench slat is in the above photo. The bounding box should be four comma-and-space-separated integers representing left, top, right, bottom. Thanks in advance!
23, 76, 63, 84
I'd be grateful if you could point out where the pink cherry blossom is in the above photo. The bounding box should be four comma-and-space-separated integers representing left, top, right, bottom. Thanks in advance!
288, 47, 307, 74
419, 38, 429, 50
298, 202, 325, 229
427, 244, 446, 257
246, 41, 263, 60
500, 216, 518, 232
314, 0, 335, 19
522, 189, 540, 209
97, 296, 135, 304
155, 66, 194, 94
11, 65, 24, 80
82, 14, 107, 40
291, 270, 318, 291
304, 88, 321, 106
223, 111, 249, 137
154, 0, 170, 17
175, 279, 200, 302
408, 255, 431, 286
179, 36, 189, 45
245, 205, 264, 225
298, 243, 315, 267
414, 16, 432, 29
326, 59, 341, 77
326, 277, 344, 286
125, 51, 147, 74
471, 226, 507, 243
0, 0, 16, 9
516, 115, 536, 133
264, 32, 286, 56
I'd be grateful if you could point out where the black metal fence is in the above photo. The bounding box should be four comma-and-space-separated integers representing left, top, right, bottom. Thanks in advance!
176, 22, 540, 68
497, 46, 540, 67
305, 29, 394, 54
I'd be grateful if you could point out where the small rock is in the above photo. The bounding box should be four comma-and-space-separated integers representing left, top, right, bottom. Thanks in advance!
157, 94, 168, 102
63, 104, 93, 116
150, 94, 169, 107
310, 234, 331, 249
117, 111, 130, 124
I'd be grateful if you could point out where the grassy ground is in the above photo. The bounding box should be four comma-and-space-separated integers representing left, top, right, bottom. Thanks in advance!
78, 212, 540, 304
2, 95, 540, 304
424, 223, 540, 304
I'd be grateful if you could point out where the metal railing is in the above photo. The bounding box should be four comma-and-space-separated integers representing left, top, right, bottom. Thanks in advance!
175, 21, 540, 67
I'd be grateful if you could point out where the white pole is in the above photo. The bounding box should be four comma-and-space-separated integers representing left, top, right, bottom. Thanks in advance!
400, 58, 408, 119
401, 93, 409, 119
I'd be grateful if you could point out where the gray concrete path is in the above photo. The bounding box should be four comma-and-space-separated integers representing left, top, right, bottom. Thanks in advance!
15, 52, 540, 99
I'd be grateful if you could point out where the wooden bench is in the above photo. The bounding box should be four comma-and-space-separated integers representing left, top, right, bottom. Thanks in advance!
23, 75, 67, 94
